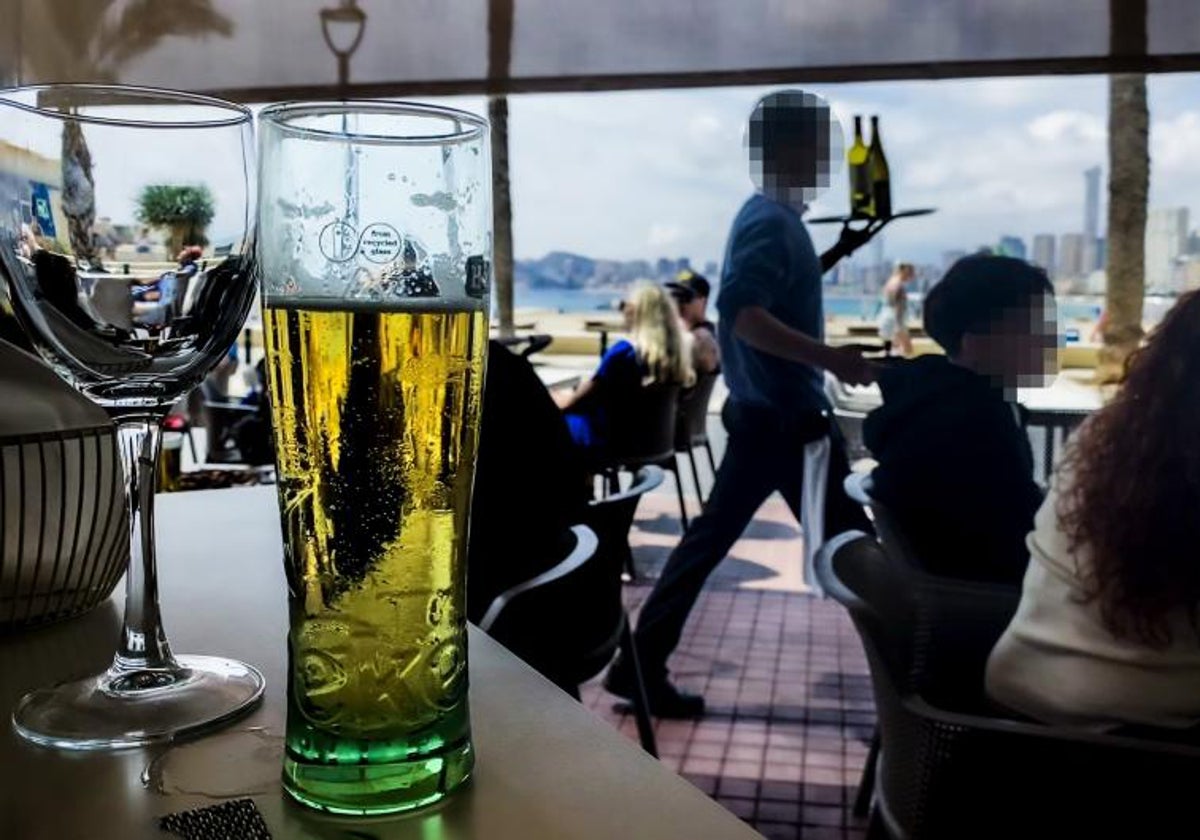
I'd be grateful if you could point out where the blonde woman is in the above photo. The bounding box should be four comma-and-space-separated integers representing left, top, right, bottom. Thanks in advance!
557, 283, 694, 454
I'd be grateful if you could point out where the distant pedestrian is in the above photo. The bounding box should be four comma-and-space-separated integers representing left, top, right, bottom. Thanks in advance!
877, 262, 915, 356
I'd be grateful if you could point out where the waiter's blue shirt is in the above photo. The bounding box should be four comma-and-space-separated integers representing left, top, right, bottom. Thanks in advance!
717, 193, 827, 413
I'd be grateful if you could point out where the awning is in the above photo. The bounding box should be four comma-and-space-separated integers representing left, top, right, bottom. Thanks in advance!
2, 0, 1197, 102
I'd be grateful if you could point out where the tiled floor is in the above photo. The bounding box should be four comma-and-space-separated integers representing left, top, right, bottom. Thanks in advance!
580, 492, 876, 839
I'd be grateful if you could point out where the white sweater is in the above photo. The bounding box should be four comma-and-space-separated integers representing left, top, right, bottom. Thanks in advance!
985, 469, 1200, 731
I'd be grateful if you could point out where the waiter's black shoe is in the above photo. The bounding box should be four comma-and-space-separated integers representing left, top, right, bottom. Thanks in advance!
604, 658, 705, 719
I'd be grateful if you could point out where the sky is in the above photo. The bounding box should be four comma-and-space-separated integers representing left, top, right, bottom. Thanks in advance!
430, 73, 1200, 268
35, 72, 1200, 270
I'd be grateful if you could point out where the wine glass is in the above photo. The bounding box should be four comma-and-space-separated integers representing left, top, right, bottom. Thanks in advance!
0, 84, 265, 749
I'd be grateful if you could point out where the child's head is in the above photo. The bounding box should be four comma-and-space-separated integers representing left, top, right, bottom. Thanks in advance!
924, 254, 1057, 387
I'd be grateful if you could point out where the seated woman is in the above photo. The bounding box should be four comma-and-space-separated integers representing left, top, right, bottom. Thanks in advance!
986, 290, 1200, 731
556, 283, 694, 458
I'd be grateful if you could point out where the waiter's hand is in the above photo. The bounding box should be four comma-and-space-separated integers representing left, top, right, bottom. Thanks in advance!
835, 220, 876, 255
824, 345, 878, 386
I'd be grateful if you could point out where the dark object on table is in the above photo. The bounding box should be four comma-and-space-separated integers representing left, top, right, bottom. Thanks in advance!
817, 531, 1200, 839
159, 797, 271, 840
171, 468, 272, 492
0, 340, 126, 630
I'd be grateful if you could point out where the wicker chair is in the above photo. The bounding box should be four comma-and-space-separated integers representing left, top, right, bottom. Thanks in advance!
817, 531, 1200, 839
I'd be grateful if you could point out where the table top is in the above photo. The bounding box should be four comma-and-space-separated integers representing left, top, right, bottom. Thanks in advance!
533, 366, 587, 392
0, 487, 759, 840
1016, 371, 1105, 416
831, 371, 1104, 418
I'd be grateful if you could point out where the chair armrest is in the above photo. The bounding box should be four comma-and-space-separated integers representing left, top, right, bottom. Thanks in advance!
203, 401, 257, 415
843, 471, 875, 506
588, 465, 664, 507
478, 524, 599, 632
901, 691, 1200, 757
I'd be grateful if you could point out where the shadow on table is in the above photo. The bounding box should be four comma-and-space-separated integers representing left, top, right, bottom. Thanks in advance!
0, 599, 122, 702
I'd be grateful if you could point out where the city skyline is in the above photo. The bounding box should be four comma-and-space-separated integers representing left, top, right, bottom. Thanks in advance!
483, 73, 1200, 267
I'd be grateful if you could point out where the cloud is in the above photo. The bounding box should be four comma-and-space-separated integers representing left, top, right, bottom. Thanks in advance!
647, 221, 685, 249
480, 73, 1200, 266
1026, 110, 1105, 144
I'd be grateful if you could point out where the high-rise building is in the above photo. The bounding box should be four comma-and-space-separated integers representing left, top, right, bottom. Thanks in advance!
1059, 233, 1086, 278
1081, 236, 1101, 275
997, 235, 1027, 260
1084, 166, 1102, 240
1031, 234, 1056, 271
703, 260, 719, 278
1145, 207, 1190, 291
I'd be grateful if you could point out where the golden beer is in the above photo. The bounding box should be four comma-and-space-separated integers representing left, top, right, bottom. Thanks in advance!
263, 301, 486, 815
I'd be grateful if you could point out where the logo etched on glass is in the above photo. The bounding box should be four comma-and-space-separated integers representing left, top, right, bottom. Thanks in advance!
318, 220, 358, 262
360, 223, 402, 264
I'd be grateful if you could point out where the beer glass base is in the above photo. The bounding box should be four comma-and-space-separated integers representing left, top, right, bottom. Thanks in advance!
12, 654, 266, 751
283, 739, 474, 816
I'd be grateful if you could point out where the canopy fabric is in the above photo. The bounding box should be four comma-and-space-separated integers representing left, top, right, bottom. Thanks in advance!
3, 0, 1199, 101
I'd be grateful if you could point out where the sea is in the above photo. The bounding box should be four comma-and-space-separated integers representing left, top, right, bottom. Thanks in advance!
513, 284, 1156, 327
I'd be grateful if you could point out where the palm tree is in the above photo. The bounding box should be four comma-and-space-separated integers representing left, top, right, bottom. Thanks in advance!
489, 96, 516, 338
1098, 74, 1149, 384
135, 184, 215, 256
22, 1, 233, 265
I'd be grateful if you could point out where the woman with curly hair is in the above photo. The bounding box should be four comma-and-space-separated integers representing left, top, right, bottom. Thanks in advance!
986, 290, 1200, 730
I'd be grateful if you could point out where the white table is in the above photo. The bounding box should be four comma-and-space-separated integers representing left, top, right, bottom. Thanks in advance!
534, 366, 586, 392
0, 487, 760, 840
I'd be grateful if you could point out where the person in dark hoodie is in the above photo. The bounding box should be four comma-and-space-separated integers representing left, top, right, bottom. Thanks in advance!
863, 254, 1057, 585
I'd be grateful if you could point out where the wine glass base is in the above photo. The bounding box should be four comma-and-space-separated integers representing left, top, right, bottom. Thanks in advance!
12, 654, 265, 751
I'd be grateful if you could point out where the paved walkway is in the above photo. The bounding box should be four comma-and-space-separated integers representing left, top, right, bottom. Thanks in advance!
581, 492, 874, 839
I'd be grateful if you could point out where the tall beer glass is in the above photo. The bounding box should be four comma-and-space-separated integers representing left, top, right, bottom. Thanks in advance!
257, 102, 490, 815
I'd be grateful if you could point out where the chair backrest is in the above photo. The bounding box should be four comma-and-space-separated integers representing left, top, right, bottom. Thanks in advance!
606, 382, 680, 466
844, 471, 925, 571
478, 524, 617, 690
494, 333, 553, 358
820, 530, 1199, 837
585, 465, 664, 577
479, 468, 663, 689
675, 370, 719, 449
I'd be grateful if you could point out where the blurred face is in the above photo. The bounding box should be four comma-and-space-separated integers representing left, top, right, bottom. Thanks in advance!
681, 295, 706, 325
961, 294, 1059, 388
748, 91, 840, 207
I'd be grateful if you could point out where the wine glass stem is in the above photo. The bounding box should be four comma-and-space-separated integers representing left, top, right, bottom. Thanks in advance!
113, 418, 177, 673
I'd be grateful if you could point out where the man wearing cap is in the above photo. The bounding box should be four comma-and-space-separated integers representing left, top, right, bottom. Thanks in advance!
605, 90, 878, 717
666, 270, 720, 375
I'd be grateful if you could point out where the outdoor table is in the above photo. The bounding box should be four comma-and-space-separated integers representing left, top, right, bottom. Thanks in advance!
534, 366, 585, 392
1018, 374, 1104, 483
0, 487, 759, 840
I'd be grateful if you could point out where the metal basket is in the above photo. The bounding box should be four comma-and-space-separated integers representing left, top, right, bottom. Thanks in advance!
0, 425, 127, 630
